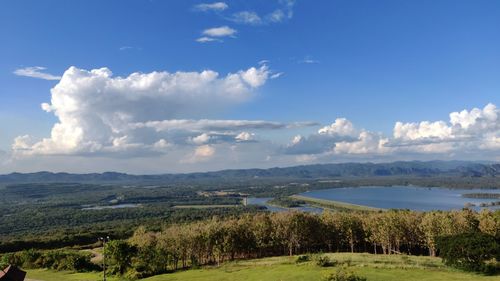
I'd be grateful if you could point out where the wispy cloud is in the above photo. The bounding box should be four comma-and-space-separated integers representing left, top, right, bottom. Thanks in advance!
228, 0, 296, 25
299, 56, 320, 64
197, 26, 237, 43
13, 66, 61, 81
270, 72, 284, 79
231, 11, 262, 25
202, 26, 237, 37
194, 1, 296, 44
119, 46, 142, 51
267, 9, 286, 23
194, 2, 228, 12
196, 37, 221, 43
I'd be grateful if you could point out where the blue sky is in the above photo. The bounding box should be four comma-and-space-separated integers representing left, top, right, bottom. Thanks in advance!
0, 0, 499, 173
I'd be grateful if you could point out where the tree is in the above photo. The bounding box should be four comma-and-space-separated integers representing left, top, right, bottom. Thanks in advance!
321, 211, 341, 252
251, 213, 275, 257
436, 232, 499, 273
105, 240, 136, 275
420, 211, 453, 256
337, 213, 364, 253
478, 209, 500, 238
450, 209, 479, 234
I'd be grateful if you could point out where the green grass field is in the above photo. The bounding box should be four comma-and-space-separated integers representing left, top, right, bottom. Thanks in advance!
26, 253, 498, 281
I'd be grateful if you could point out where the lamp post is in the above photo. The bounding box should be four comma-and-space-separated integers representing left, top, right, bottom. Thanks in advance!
98, 236, 110, 281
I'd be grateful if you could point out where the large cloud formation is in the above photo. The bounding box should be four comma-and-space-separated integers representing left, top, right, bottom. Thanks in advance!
13, 65, 282, 156
286, 103, 499, 160
391, 103, 500, 152
9, 64, 499, 171
285, 118, 390, 156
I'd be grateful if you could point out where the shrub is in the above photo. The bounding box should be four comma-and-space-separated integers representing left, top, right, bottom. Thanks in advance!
0, 253, 20, 268
322, 266, 367, 281
315, 255, 336, 267
296, 255, 310, 263
436, 232, 499, 274
0, 250, 96, 272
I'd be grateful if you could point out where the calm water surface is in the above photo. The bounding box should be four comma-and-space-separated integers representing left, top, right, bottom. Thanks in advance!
299, 186, 500, 211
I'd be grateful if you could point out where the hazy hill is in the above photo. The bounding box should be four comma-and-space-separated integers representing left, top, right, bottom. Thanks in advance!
0, 161, 498, 184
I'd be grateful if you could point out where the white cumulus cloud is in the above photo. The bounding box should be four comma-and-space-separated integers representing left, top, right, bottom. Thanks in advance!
235, 132, 254, 142
190, 133, 212, 145
182, 145, 216, 163
13, 65, 273, 156
286, 103, 500, 160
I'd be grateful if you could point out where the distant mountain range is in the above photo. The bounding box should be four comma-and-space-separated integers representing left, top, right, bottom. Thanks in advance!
0, 161, 498, 184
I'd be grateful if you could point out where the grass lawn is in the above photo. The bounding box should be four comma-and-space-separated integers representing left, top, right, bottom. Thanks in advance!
26, 270, 120, 281
26, 253, 498, 281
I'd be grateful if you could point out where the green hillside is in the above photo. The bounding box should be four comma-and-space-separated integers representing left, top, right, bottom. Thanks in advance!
26, 253, 498, 281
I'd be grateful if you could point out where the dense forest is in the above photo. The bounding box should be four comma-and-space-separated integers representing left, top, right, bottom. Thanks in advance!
1, 161, 499, 252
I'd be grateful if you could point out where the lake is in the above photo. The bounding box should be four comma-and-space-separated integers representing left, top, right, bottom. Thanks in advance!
299, 186, 500, 211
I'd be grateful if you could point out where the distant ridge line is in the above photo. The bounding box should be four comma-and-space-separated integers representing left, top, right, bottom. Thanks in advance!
0, 160, 498, 184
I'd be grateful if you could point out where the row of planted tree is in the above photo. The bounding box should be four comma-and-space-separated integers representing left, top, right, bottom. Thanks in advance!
105, 208, 498, 278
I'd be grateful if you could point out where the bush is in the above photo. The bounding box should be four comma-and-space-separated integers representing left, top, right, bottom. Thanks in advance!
482, 263, 500, 276
0, 250, 96, 272
296, 255, 310, 263
436, 232, 499, 274
322, 266, 367, 281
0, 253, 20, 269
315, 255, 336, 267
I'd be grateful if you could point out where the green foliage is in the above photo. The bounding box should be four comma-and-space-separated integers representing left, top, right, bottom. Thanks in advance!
268, 197, 306, 208
0, 249, 95, 272
296, 255, 310, 263
315, 255, 336, 267
322, 266, 367, 281
0, 253, 18, 269
105, 240, 137, 276
118, 208, 500, 277
0, 181, 265, 252
436, 232, 499, 274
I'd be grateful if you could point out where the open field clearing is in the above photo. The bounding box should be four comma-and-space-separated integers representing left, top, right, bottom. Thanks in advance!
26, 253, 498, 281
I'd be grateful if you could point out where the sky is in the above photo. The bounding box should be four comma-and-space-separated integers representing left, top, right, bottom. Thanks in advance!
0, 0, 499, 174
